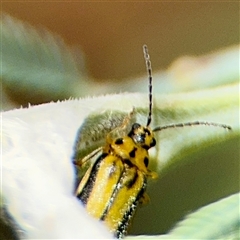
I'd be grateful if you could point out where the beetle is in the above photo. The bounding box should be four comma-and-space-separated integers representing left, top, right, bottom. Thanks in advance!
74, 45, 231, 238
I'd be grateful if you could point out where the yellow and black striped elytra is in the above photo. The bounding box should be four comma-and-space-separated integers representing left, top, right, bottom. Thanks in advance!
74, 45, 231, 239
75, 121, 158, 238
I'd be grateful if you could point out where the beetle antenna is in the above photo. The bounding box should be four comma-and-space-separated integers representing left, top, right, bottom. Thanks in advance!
143, 45, 152, 127
153, 121, 232, 132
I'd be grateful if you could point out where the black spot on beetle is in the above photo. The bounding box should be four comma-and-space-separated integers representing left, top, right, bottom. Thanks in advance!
115, 138, 124, 145
144, 157, 149, 167
129, 147, 137, 158
150, 138, 156, 147
123, 159, 134, 167
142, 145, 150, 150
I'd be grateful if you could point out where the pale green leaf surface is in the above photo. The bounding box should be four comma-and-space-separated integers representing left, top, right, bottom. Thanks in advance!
164, 45, 239, 93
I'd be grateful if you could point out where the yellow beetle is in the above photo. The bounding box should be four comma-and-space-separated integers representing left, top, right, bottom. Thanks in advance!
74, 45, 231, 238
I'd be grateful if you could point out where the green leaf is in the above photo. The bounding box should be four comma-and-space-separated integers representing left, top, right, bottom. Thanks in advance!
126, 193, 240, 239
1, 14, 88, 105
162, 192, 240, 239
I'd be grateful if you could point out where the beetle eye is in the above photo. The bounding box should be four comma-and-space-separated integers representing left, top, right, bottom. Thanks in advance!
132, 123, 140, 130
